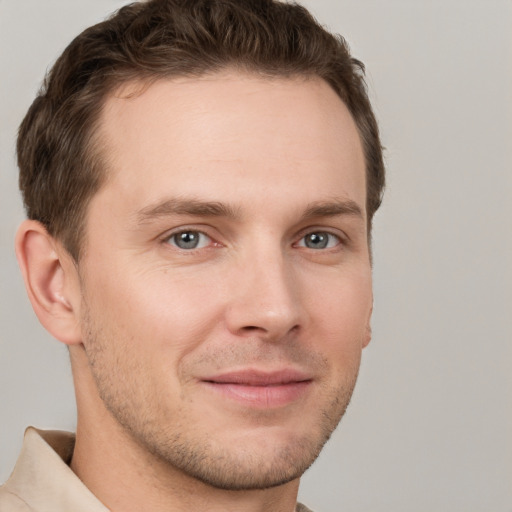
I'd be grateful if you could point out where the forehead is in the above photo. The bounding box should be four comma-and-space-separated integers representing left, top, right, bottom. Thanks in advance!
94, 70, 366, 218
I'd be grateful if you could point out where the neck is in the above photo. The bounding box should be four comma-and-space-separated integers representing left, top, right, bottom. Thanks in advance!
70, 349, 301, 512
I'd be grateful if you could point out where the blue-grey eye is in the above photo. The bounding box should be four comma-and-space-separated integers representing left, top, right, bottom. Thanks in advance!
168, 231, 211, 250
299, 232, 340, 249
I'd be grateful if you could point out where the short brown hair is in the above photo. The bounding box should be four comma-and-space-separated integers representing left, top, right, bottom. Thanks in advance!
18, 0, 385, 260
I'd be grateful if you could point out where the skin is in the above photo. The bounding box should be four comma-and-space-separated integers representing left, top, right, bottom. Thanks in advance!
16, 71, 372, 512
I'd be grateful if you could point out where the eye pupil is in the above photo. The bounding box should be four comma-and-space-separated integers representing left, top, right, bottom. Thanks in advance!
175, 231, 200, 249
305, 232, 329, 249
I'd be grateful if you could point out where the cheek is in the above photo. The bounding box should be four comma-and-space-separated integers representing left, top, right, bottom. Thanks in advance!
84, 265, 228, 361
302, 268, 372, 351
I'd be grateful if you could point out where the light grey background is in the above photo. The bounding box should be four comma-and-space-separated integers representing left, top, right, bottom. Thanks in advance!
1, 1, 511, 511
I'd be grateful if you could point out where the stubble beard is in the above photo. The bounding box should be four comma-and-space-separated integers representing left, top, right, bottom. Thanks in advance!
81, 304, 360, 491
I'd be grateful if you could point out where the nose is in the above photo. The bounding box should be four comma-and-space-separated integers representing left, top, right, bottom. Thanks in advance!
224, 247, 303, 341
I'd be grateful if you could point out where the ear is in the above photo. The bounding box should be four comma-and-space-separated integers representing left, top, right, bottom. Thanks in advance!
15, 220, 83, 346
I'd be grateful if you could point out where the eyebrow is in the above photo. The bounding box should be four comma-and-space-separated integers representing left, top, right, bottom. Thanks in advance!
300, 199, 364, 221
135, 197, 364, 225
136, 198, 241, 224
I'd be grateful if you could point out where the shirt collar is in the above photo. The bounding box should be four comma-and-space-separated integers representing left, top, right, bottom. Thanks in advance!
3, 426, 109, 512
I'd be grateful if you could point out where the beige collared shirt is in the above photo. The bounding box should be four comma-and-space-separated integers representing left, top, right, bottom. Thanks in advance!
0, 427, 313, 512
0, 427, 108, 512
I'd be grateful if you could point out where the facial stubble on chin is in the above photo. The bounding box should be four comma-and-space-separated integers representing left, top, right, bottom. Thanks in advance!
80, 302, 360, 491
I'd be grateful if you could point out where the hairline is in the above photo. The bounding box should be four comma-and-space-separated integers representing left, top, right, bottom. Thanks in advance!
72, 67, 373, 262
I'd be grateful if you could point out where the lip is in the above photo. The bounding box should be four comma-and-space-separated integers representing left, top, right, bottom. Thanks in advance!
200, 369, 313, 408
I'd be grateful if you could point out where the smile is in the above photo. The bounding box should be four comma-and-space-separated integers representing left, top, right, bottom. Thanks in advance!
201, 369, 313, 408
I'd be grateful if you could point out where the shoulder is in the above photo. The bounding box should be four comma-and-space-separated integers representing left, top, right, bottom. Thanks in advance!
0, 486, 32, 512
296, 503, 315, 512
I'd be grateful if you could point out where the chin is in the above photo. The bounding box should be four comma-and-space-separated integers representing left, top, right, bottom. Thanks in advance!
135, 418, 337, 491
170, 433, 326, 491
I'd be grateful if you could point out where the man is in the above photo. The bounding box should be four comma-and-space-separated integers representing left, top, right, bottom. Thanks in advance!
1, 0, 384, 511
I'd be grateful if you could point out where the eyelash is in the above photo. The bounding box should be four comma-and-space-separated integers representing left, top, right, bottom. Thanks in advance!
162, 227, 346, 252
163, 229, 215, 251
295, 231, 343, 250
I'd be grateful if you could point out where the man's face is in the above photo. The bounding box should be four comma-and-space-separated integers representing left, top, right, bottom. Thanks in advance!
76, 71, 372, 490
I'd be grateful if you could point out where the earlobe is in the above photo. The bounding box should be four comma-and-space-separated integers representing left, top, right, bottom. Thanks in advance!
15, 220, 83, 346
363, 322, 372, 348
362, 301, 373, 348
